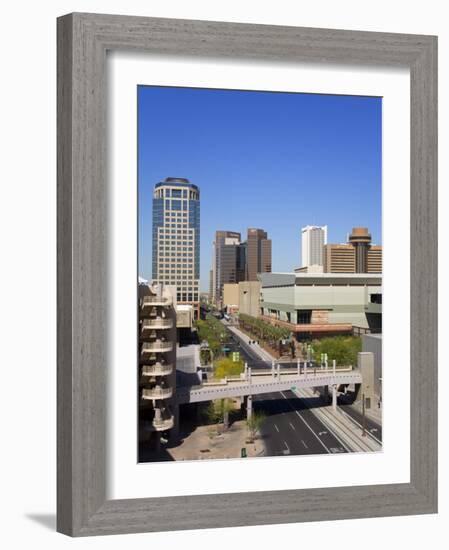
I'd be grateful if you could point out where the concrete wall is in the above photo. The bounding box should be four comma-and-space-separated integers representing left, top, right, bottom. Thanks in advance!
261, 284, 295, 309
362, 334, 382, 397
238, 281, 261, 317
176, 305, 193, 328
260, 281, 381, 329
223, 283, 239, 308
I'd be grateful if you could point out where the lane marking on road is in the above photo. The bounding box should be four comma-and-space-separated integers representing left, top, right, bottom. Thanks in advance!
339, 408, 382, 445
274, 424, 280, 432
295, 390, 353, 453
289, 422, 296, 431
301, 440, 308, 449
279, 391, 330, 453
283, 441, 290, 454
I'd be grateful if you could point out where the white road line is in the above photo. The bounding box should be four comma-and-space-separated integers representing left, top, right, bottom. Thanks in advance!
295, 389, 353, 453
340, 409, 382, 445
301, 440, 308, 449
289, 422, 296, 431
274, 423, 280, 432
279, 391, 330, 453
284, 441, 290, 452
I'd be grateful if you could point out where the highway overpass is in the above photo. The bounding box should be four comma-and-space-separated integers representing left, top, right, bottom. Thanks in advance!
176, 363, 362, 414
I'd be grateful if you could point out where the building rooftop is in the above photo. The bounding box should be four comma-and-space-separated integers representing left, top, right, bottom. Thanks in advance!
154, 177, 199, 191
176, 304, 193, 311
258, 272, 382, 287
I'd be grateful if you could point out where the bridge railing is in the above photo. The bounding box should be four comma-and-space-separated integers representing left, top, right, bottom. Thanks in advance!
196, 365, 358, 389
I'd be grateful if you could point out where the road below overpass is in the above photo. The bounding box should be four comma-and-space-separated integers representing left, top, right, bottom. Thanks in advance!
338, 395, 382, 443
222, 320, 382, 445
254, 390, 347, 456
219, 321, 350, 456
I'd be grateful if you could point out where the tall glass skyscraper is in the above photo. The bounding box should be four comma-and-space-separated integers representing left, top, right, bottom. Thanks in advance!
152, 178, 200, 315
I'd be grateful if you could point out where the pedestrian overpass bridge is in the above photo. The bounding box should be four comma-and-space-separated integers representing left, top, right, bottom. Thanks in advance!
176, 363, 362, 410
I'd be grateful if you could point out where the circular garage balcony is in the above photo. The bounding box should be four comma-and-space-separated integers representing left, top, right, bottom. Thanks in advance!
141, 340, 173, 354
141, 363, 173, 376
142, 386, 173, 400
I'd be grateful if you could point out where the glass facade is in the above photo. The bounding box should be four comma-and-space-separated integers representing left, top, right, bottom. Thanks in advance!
152, 178, 200, 305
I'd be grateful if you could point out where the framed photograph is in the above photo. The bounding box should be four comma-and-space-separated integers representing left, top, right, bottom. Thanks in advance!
57, 13, 437, 536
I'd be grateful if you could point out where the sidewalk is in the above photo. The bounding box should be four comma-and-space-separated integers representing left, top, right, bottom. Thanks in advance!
295, 387, 381, 453
225, 323, 274, 362
168, 420, 264, 461
348, 396, 382, 425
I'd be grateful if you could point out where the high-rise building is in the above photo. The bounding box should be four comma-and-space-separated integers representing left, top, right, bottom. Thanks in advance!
323, 244, 356, 273
212, 230, 244, 305
348, 227, 372, 273
208, 268, 214, 303
301, 225, 327, 267
367, 245, 382, 273
246, 228, 272, 281
324, 227, 382, 273
152, 177, 200, 317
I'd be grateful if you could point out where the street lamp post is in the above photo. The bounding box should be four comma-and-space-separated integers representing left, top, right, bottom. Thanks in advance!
362, 393, 366, 437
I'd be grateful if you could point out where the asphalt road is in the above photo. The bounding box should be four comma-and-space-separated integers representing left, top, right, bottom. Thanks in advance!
254, 390, 347, 456
221, 324, 348, 456
337, 395, 382, 443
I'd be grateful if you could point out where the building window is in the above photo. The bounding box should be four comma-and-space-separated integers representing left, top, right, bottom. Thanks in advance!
370, 293, 382, 304
297, 310, 312, 324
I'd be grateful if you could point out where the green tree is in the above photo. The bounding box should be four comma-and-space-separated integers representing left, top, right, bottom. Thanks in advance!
214, 357, 244, 379
204, 398, 235, 431
246, 411, 266, 440
312, 336, 361, 366
238, 314, 290, 350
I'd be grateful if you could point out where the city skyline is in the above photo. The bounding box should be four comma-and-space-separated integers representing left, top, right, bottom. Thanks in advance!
138, 86, 382, 290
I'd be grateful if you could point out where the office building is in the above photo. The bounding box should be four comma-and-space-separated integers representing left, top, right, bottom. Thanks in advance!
324, 227, 382, 274
367, 245, 382, 273
212, 231, 246, 305
152, 177, 200, 317
323, 244, 356, 273
208, 269, 214, 303
348, 227, 372, 273
258, 272, 382, 339
246, 228, 272, 281
301, 225, 327, 267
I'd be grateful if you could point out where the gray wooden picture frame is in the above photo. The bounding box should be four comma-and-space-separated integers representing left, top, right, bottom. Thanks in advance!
57, 12, 438, 537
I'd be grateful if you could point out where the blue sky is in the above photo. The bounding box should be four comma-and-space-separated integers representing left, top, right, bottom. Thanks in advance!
138, 86, 382, 291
